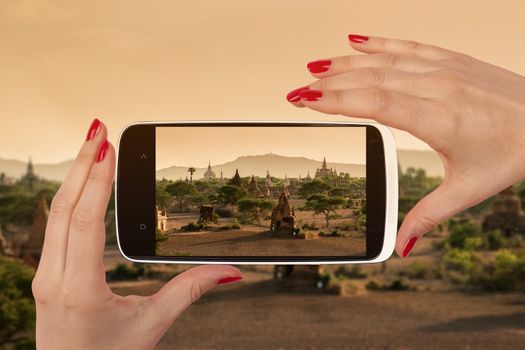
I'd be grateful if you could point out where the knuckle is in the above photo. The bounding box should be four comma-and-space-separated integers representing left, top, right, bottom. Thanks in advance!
50, 190, 73, 216
414, 214, 440, 233
70, 206, 95, 233
383, 53, 400, 67
342, 55, 353, 69
362, 68, 385, 87
189, 280, 205, 303
405, 40, 421, 52
368, 88, 392, 113
32, 276, 54, 303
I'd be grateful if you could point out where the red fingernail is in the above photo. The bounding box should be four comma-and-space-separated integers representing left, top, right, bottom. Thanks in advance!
286, 86, 310, 102
348, 34, 369, 43
85, 118, 101, 141
96, 139, 109, 163
217, 276, 243, 285
299, 89, 323, 101
307, 59, 331, 73
402, 237, 418, 257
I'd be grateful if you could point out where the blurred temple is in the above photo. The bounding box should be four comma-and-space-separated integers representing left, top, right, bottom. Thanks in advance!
482, 186, 525, 236
19, 192, 49, 266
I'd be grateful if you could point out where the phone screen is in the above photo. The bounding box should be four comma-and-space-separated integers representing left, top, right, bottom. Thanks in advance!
154, 126, 367, 257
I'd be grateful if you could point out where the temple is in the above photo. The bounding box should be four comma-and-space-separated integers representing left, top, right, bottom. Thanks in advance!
482, 186, 525, 236
203, 161, 216, 180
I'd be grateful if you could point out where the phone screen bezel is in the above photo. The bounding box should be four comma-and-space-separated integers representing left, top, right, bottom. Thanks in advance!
116, 121, 387, 262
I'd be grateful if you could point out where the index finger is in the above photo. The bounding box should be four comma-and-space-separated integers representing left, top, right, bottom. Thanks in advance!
347, 34, 458, 61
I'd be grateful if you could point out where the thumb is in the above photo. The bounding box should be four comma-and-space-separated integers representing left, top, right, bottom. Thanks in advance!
396, 178, 472, 257
147, 265, 242, 327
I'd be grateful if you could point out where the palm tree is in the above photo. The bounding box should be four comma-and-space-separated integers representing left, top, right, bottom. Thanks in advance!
187, 167, 196, 183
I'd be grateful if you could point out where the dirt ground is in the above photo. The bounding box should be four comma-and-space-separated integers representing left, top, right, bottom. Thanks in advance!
157, 226, 366, 257
110, 271, 525, 350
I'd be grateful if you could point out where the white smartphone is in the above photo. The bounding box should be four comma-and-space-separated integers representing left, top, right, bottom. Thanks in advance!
115, 121, 398, 264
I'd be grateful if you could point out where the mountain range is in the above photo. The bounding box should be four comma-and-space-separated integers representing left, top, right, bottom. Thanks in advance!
0, 149, 444, 182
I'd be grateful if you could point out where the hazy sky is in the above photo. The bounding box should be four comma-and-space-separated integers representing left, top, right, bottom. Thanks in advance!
1, 1, 524, 163
156, 126, 366, 169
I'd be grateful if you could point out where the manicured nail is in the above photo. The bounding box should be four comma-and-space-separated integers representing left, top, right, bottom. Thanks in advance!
85, 118, 101, 141
307, 59, 331, 73
286, 86, 310, 102
299, 89, 323, 101
96, 139, 109, 163
217, 276, 243, 285
402, 236, 418, 257
348, 34, 369, 43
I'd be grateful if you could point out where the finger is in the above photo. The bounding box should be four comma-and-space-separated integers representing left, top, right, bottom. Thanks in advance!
37, 119, 107, 280
309, 68, 441, 99
306, 54, 439, 79
395, 178, 473, 257
64, 141, 115, 285
148, 265, 242, 328
347, 34, 458, 61
296, 88, 447, 142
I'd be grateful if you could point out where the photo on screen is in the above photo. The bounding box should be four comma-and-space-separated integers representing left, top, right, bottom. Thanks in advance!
155, 126, 366, 257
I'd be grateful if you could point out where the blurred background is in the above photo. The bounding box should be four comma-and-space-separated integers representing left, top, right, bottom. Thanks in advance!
1, 1, 525, 349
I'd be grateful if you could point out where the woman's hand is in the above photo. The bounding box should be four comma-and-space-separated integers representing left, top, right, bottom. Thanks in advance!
32, 119, 242, 350
287, 34, 525, 258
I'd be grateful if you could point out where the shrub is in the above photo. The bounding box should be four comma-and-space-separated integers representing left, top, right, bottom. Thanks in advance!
0, 257, 35, 348
215, 206, 233, 217
407, 261, 434, 279
471, 250, 525, 291
301, 222, 319, 231
443, 250, 475, 274
335, 221, 356, 231
180, 222, 206, 232
231, 218, 241, 229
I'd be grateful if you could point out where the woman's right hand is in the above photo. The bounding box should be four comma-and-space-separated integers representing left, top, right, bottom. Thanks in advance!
287, 34, 525, 257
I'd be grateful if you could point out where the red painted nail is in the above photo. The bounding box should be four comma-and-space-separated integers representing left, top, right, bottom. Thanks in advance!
85, 118, 101, 141
307, 59, 331, 73
286, 86, 310, 102
348, 34, 369, 43
96, 139, 109, 163
299, 89, 323, 101
402, 236, 418, 257
217, 276, 243, 285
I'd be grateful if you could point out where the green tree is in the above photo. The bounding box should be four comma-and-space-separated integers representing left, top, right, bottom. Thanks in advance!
0, 257, 36, 348
155, 183, 172, 209
298, 179, 332, 199
165, 181, 196, 212
304, 194, 346, 227
237, 198, 275, 225
218, 185, 246, 205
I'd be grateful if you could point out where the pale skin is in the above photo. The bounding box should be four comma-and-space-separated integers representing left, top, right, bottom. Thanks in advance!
31, 120, 243, 349
287, 34, 525, 257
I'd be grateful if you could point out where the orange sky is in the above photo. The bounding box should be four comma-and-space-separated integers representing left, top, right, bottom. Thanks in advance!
1, 0, 524, 163
156, 126, 366, 169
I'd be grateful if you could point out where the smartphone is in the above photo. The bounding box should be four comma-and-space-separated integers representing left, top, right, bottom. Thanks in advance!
115, 121, 398, 264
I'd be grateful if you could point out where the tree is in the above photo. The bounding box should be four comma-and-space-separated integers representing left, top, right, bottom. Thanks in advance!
218, 185, 246, 205
187, 167, 196, 183
237, 198, 275, 225
165, 181, 196, 212
298, 179, 332, 199
155, 183, 172, 209
0, 257, 36, 348
304, 194, 346, 227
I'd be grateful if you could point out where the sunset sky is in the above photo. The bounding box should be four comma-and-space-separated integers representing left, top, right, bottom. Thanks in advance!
1, 1, 524, 163
156, 126, 366, 169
